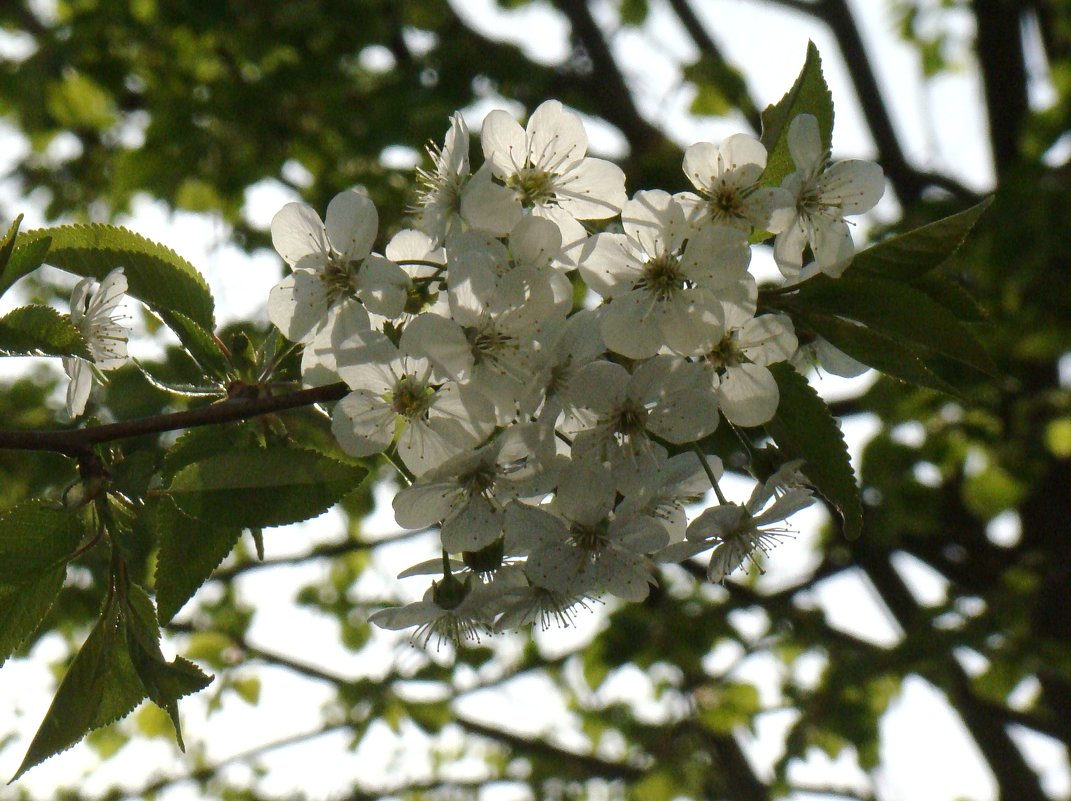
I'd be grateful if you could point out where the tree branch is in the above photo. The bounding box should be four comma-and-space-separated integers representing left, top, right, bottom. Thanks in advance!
0, 381, 349, 457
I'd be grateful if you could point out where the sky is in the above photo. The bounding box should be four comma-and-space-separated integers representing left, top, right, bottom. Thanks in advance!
1, 0, 1069, 800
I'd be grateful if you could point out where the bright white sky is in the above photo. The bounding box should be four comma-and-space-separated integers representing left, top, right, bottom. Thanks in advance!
1, 1, 1069, 800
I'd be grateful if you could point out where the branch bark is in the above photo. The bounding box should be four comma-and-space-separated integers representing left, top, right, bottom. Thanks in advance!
0, 381, 349, 457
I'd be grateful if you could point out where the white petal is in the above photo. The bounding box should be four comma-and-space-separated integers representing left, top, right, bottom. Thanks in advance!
526, 99, 587, 172
355, 255, 410, 317
621, 189, 684, 257
267, 271, 331, 344
394, 481, 465, 530
739, 314, 797, 366
811, 218, 856, 276
325, 189, 378, 261
787, 114, 823, 173
577, 232, 643, 299
553, 157, 627, 220
332, 391, 395, 457
816, 337, 869, 378
460, 162, 523, 235
718, 363, 780, 427
820, 159, 885, 214
271, 202, 328, 266
401, 313, 473, 380
719, 133, 768, 172
64, 358, 92, 418
568, 360, 630, 413
481, 109, 528, 177
441, 496, 503, 552
600, 290, 665, 360
682, 141, 720, 193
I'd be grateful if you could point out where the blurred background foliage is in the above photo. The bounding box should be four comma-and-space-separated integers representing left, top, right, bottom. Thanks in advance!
1, 0, 1071, 799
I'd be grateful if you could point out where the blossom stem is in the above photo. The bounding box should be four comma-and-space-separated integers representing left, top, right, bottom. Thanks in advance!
692, 444, 729, 505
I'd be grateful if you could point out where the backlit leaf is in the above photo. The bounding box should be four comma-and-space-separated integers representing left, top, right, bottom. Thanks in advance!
168, 446, 367, 528
0, 306, 91, 359
765, 364, 862, 539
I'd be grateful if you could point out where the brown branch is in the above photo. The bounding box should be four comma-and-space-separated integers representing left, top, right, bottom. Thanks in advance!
973, 0, 1029, 175
0, 381, 349, 458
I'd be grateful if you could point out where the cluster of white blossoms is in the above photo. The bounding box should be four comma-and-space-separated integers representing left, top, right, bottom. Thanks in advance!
262, 100, 884, 646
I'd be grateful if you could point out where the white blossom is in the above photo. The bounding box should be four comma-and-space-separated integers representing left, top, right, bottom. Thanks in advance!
579, 189, 749, 359
768, 114, 885, 278
659, 469, 815, 582
268, 189, 411, 344
63, 268, 130, 419
481, 99, 627, 254
678, 134, 792, 233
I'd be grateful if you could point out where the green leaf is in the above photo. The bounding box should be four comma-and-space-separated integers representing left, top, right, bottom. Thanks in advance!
684, 54, 750, 118
0, 215, 23, 279
157, 310, 231, 381
12, 224, 215, 328
796, 310, 959, 395
0, 236, 51, 298
153, 498, 243, 624
167, 446, 368, 528
852, 198, 994, 281
12, 597, 146, 781
0, 501, 86, 666
912, 274, 988, 323
123, 584, 211, 749
619, 0, 648, 26
0, 306, 91, 359
161, 423, 261, 482
760, 41, 834, 188
791, 274, 996, 375
765, 364, 863, 539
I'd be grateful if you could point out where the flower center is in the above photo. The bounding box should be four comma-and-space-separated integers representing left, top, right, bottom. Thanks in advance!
611, 399, 649, 437
391, 375, 433, 420
638, 252, 685, 300
509, 167, 556, 207
570, 520, 609, 557
705, 331, 744, 370
466, 323, 517, 370
323, 256, 357, 305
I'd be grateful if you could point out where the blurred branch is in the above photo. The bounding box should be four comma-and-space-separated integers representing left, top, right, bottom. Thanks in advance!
664, 0, 763, 132
457, 715, 648, 782
209, 528, 426, 582
974, 0, 1029, 174
127, 722, 347, 800
856, 546, 1051, 801
550, 0, 669, 153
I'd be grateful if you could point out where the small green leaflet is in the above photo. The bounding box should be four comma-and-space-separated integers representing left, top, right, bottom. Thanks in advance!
0, 306, 91, 359
852, 198, 994, 281
168, 446, 368, 528
123, 584, 212, 749
760, 41, 834, 189
12, 583, 210, 780
0, 215, 23, 282
12, 596, 145, 781
765, 364, 863, 539
0, 236, 51, 300
0, 501, 86, 666
11, 224, 215, 328
156, 310, 231, 381
153, 497, 243, 624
